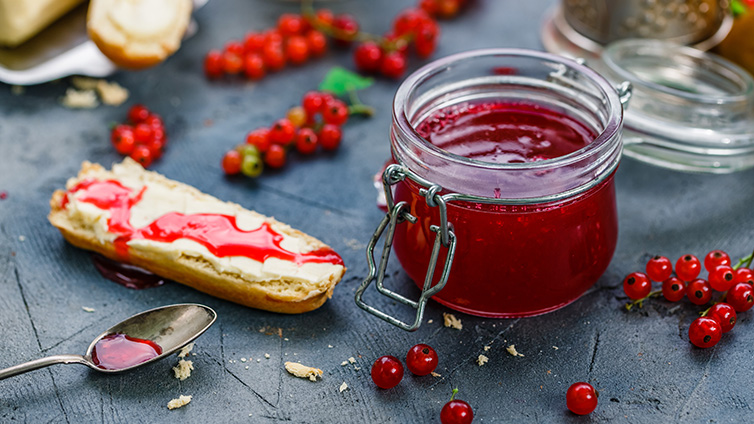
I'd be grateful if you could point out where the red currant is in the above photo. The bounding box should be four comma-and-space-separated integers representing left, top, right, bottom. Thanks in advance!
243, 53, 266, 80
240, 147, 263, 177
646, 255, 672, 282
566, 382, 597, 415
354, 42, 384, 72
264, 30, 284, 46
111, 125, 136, 154
222, 51, 243, 75
262, 42, 286, 72
332, 14, 359, 46
225, 40, 244, 56
688, 317, 722, 348
393, 9, 423, 35
414, 20, 439, 58
128, 104, 150, 124
706, 303, 736, 333
315, 9, 334, 26
204, 50, 224, 79
222, 150, 243, 175
319, 124, 342, 150
676, 254, 701, 281
285, 36, 309, 65
441, 391, 473, 424
686, 279, 712, 305
295, 128, 318, 155
661, 277, 686, 302
322, 100, 349, 126
704, 250, 731, 272
129, 145, 153, 168
134, 123, 153, 144
370, 355, 403, 389
380, 51, 407, 79
622, 272, 651, 300
734, 267, 754, 285
278, 13, 305, 36
727, 282, 754, 312
245, 128, 271, 153
302, 91, 325, 117
268, 119, 296, 145
243, 32, 265, 53
405, 344, 438, 376
708, 265, 735, 292
144, 114, 163, 129
264, 144, 287, 169
306, 30, 328, 57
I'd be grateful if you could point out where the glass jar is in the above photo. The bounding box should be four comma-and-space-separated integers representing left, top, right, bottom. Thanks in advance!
355, 49, 631, 330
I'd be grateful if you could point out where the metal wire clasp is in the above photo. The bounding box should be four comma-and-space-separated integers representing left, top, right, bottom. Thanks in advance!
354, 164, 457, 331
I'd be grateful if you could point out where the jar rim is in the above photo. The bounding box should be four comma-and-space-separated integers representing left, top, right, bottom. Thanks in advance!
392, 48, 624, 172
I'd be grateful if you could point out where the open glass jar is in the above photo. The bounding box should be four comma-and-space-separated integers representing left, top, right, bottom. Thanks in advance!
355, 49, 631, 330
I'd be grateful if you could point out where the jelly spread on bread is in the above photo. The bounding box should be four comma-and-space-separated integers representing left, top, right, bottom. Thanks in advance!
63, 179, 344, 266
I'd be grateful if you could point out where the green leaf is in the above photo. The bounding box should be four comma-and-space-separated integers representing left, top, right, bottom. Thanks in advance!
319, 67, 374, 96
732, 0, 747, 16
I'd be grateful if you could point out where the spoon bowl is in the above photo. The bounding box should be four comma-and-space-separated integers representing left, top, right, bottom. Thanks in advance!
0, 303, 216, 379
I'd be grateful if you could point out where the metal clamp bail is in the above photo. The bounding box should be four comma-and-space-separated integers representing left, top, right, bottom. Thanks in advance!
355, 164, 457, 331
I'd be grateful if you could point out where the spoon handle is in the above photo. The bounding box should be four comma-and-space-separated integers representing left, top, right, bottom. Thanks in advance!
0, 354, 90, 380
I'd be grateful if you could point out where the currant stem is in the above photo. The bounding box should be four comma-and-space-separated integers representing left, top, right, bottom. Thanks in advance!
625, 290, 662, 311
449, 388, 458, 402
731, 249, 754, 270
347, 89, 375, 117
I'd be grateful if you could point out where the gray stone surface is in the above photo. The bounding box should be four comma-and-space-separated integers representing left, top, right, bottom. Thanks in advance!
2, 0, 754, 422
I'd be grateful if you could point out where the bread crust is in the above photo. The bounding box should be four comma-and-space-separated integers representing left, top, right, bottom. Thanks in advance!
87, 0, 192, 69
49, 160, 345, 314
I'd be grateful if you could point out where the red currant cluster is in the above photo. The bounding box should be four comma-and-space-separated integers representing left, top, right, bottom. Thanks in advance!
566, 382, 598, 415
370, 344, 472, 424
419, 0, 469, 18
353, 8, 440, 78
110, 105, 166, 168
222, 91, 350, 177
623, 249, 754, 348
204, 12, 329, 80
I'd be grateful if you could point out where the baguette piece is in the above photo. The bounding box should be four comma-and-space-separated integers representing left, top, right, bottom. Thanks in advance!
49, 159, 346, 314
87, 0, 192, 69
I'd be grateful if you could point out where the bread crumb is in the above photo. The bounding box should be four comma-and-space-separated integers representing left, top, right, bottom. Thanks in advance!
339, 382, 348, 393
18, 235, 26, 242
11, 85, 24, 95
348, 357, 356, 364
354, 366, 361, 371
284, 338, 289, 341
477, 354, 489, 366
178, 343, 194, 358
553, 346, 559, 350
328, 345, 333, 348
245, 366, 249, 369
71, 77, 99, 90
507, 345, 524, 357
61, 88, 98, 109
285, 362, 323, 382
483, 345, 491, 352
427, 319, 433, 324
167, 395, 192, 409
241, 358, 247, 362
172, 360, 194, 381
257, 358, 261, 362
96, 80, 129, 106
443, 313, 462, 330
431, 372, 442, 377
341, 361, 348, 366
82, 306, 95, 313
264, 353, 270, 359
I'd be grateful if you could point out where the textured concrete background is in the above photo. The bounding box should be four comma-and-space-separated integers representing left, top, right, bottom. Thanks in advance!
2, 0, 754, 422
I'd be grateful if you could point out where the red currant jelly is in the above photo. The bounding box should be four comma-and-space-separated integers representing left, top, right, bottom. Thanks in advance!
387, 50, 625, 318
91, 333, 162, 370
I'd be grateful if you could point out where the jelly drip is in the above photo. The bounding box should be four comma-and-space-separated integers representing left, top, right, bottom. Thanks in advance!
91, 333, 162, 370
91, 253, 167, 290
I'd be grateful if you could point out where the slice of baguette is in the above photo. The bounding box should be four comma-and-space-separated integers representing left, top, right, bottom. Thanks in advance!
49, 159, 346, 314
87, 0, 192, 69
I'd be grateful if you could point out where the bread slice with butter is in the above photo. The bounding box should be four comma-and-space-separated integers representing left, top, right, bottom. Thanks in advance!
87, 0, 192, 69
0, 0, 84, 47
49, 159, 346, 313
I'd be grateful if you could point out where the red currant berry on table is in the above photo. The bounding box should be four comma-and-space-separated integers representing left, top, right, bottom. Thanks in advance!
706, 303, 736, 333
134, 123, 153, 144
566, 382, 598, 415
380, 51, 407, 79
285, 36, 310, 65
225, 40, 244, 56
128, 104, 150, 124
322, 100, 349, 126
245, 128, 271, 153
734, 267, 754, 285
262, 43, 286, 72
688, 317, 722, 348
268, 119, 296, 145
129, 145, 153, 168
222, 150, 243, 175
319, 124, 342, 151
727, 282, 754, 312
264, 144, 287, 169
354, 42, 384, 73
278, 13, 305, 36
204, 50, 224, 78
623, 272, 651, 300
144, 114, 163, 129
661, 277, 686, 302
393, 8, 425, 36
302, 91, 325, 116
222, 51, 243, 75
295, 128, 318, 155
243, 32, 265, 53
441, 389, 473, 424
646, 255, 672, 282
287, 106, 308, 128
686, 279, 712, 305
332, 14, 360, 46
371, 355, 404, 389
676, 254, 701, 281
405, 343, 438, 376
243, 53, 266, 80
111, 125, 136, 155
306, 30, 328, 57
314, 9, 335, 26
704, 250, 731, 272
708, 265, 735, 292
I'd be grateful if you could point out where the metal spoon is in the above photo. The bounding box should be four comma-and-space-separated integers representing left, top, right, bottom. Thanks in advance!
0, 303, 216, 380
